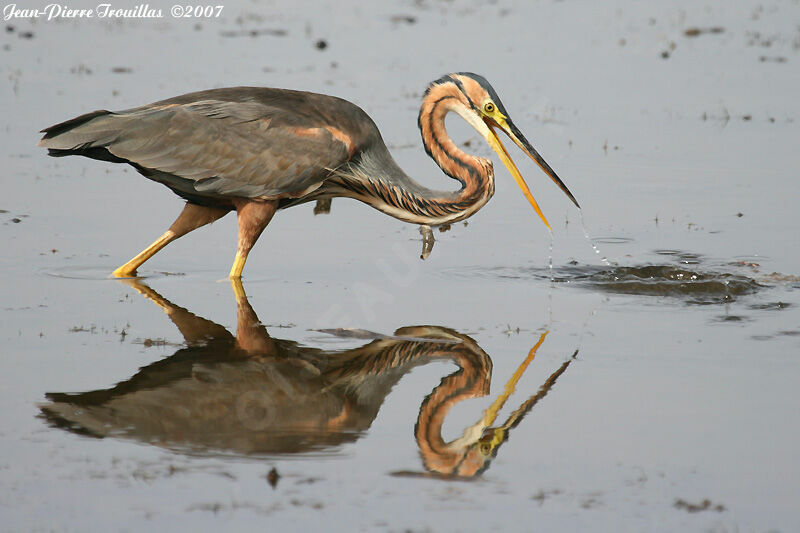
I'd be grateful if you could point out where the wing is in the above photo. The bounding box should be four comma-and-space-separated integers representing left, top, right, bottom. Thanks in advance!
39, 87, 370, 200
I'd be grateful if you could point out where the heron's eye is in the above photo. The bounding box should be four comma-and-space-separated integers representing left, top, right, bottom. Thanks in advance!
483, 102, 495, 114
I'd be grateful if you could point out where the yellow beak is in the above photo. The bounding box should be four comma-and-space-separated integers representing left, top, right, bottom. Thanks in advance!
484, 117, 579, 230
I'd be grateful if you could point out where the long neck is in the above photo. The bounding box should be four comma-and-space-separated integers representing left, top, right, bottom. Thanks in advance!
414, 343, 493, 475
417, 83, 496, 201
332, 85, 495, 226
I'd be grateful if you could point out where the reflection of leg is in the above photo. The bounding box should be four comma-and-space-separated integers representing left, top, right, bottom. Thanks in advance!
230, 277, 248, 305
420, 225, 435, 260
117, 277, 231, 344
229, 199, 278, 279
112, 202, 230, 277
116, 277, 173, 314
230, 277, 274, 355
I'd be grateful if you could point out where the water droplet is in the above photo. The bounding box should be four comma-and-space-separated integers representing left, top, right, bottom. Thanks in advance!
579, 210, 612, 266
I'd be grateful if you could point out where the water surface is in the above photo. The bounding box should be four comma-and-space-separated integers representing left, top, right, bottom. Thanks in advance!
2, 1, 799, 531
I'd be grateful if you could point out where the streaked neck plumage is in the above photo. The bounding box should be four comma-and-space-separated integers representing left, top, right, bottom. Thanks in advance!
332, 82, 495, 226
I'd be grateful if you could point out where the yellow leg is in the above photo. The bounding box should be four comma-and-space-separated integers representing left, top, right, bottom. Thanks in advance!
229, 250, 248, 279
229, 199, 278, 279
112, 203, 231, 278
112, 230, 176, 278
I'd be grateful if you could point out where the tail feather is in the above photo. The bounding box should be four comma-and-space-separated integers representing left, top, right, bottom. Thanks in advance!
39, 109, 110, 137
38, 109, 131, 162
37, 109, 118, 149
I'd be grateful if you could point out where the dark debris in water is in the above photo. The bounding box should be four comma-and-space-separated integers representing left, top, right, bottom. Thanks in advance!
674, 498, 725, 513
684, 27, 725, 37
220, 28, 287, 38
135, 337, 181, 348
760, 55, 788, 63
390, 14, 417, 25
266, 467, 280, 488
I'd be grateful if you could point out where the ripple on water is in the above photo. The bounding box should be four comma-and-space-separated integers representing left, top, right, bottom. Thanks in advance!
40, 265, 184, 281
748, 301, 791, 311
654, 249, 702, 265
446, 263, 764, 305
713, 314, 753, 324
552, 265, 763, 304
592, 236, 635, 245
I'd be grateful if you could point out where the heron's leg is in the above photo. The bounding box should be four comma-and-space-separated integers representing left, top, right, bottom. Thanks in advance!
229, 199, 279, 279
112, 203, 230, 277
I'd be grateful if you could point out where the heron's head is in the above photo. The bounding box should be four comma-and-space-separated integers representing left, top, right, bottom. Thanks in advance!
421, 72, 580, 230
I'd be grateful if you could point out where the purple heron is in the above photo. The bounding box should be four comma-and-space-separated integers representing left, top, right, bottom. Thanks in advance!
38, 73, 579, 278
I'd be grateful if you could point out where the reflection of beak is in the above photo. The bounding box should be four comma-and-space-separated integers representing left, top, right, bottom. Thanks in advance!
484, 117, 580, 230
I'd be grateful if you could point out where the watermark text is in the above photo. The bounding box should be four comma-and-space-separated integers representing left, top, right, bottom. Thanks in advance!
2, 3, 224, 21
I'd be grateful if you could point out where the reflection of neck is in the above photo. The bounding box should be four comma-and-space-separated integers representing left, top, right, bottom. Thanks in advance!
414, 332, 555, 477
414, 344, 492, 474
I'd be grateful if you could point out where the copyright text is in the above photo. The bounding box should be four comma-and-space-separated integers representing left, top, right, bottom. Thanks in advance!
2, 3, 224, 21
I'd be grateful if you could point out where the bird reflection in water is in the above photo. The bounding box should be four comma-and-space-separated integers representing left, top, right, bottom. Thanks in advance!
40, 280, 576, 477
405, 332, 577, 479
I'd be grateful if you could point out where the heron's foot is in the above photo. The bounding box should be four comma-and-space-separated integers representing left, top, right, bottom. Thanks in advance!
112, 265, 138, 278
314, 198, 332, 215
419, 225, 435, 260
111, 230, 178, 279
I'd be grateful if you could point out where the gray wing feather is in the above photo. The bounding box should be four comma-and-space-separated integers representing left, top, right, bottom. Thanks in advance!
41, 99, 353, 199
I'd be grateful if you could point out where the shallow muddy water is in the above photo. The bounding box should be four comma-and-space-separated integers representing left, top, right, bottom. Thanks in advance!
1, 1, 799, 531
